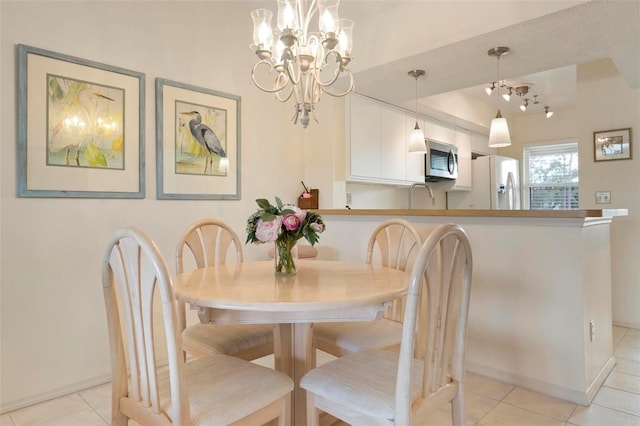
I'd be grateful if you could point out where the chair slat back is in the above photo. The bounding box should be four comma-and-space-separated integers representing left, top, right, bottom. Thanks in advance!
366, 219, 423, 321
395, 224, 473, 424
102, 227, 190, 423
176, 218, 244, 274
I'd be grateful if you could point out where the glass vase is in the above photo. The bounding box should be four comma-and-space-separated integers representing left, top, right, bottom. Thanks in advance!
274, 238, 298, 276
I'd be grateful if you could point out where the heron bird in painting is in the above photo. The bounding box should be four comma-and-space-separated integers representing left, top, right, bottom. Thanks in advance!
180, 111, 226, 175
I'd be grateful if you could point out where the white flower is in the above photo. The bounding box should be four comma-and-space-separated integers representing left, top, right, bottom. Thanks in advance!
310, 222, 324, 233
255, 216, 283, 242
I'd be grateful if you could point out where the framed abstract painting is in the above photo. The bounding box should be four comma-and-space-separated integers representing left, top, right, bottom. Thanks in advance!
17, 44, 145, 198
155, 78, 241, 200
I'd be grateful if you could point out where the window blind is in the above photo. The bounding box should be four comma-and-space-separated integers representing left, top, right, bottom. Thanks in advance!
523, 142, 579, 210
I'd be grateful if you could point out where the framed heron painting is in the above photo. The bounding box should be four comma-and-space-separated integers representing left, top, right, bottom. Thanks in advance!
155, 78, 241, 200
17, 44, 145, 198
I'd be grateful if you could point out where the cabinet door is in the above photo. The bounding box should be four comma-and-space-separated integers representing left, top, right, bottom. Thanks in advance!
471, 132, 494, 156
379, 104, 407, 181
424, 119, 455, 145
452, 128, 472, 190
349, 95, 381, 179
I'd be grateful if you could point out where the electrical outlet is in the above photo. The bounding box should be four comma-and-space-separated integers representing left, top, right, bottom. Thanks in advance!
346, 193, 352, 204
589, 320, 596, 342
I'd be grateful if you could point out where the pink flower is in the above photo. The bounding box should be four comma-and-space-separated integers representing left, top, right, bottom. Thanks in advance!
283, 214, 300, 231
255, 216, 283, 242
310, 222, 324, 233
284, 205, 306, 222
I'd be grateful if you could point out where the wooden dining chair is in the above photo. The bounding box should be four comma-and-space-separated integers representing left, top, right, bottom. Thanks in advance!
102, 227, 293, 425
312, 218, 423, 357
302, 223, 473, 426
176, 218, 274, 360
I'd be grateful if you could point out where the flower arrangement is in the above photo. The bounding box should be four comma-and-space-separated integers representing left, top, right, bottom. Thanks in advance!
246, 197, 325, 275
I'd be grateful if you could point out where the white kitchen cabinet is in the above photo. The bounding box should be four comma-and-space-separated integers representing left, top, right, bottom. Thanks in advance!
471, 132, 495, 156
348, 94, 381, 180
451, 128, 472, 190
379, 104, 408, 181
424, 118, 455, 145
346, 94, 485, 188
347, 94, 416, 185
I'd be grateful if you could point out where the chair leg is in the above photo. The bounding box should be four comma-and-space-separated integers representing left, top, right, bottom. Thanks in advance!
451, 392, 466, 426
306, 392, 319, 426
111, 411, 128, 426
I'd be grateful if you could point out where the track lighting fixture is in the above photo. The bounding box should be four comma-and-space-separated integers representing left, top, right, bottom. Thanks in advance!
485, 82, 496, 96
502, 86, 512, 102
486, 83, 554, 119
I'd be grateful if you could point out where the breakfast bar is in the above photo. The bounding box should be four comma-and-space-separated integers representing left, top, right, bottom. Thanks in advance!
313, 208, 619, 406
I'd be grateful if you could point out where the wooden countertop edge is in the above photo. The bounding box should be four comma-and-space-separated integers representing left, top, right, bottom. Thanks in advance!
316, 209, 606, 218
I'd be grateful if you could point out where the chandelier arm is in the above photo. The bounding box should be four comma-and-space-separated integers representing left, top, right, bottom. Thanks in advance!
318, 69, 354, 97
312, 78, 321, 104
314, 51, 348, 88
251, 61, 291, 94
275, 76, 295, 102
283, 53, 302, 86
302, 0, 318, 41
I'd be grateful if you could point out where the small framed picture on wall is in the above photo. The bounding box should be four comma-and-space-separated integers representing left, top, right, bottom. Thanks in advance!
593, 128, 632, 162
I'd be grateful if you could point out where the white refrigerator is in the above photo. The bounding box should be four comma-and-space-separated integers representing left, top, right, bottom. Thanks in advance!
447, 155, 520, 210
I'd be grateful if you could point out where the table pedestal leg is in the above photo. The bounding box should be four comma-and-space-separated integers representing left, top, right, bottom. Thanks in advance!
274, 323, 313, 426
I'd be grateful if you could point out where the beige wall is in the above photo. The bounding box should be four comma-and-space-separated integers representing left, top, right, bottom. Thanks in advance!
0, 1, 312, 411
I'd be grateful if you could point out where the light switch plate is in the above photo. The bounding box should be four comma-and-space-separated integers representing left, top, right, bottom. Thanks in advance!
595, 191, 611, 204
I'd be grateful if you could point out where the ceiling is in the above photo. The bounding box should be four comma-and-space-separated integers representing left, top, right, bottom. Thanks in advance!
337, 0, 640, 128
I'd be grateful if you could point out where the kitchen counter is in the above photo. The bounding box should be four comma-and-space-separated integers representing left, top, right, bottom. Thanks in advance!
313, 210, 616, 405
318, 209, 625, 218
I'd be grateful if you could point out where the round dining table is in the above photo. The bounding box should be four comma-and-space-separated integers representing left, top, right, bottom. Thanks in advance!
172, 259, 410, 426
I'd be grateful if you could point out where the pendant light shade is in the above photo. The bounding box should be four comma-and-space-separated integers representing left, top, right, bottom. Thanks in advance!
407, 69, 426, 153
409, 122, 426, 153
488, 110, 511, 148
487, 47, 511, 148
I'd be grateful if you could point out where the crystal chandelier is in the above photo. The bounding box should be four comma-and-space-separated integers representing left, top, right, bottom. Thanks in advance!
250, 0, 355, 128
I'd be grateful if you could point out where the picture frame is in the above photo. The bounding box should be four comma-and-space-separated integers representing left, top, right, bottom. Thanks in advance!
593, 128, 632, 162
17, 44, 145, 198
155, 78, 241, 200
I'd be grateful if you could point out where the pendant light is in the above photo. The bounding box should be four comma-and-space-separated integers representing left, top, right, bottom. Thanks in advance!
487, 47, 511, 148
408, 69, 426, 153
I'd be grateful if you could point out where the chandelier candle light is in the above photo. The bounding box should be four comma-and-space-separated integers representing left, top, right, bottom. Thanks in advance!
250, 0, 355, 128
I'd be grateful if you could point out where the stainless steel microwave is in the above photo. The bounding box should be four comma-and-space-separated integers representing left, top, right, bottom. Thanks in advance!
424, 140, 458, 181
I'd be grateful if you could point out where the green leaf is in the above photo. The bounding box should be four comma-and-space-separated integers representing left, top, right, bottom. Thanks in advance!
256, 199, 271, 210
261, 212, 277, 221
302, 224, 319, 246
84, 142, 108, 167
275, 197, 283, 209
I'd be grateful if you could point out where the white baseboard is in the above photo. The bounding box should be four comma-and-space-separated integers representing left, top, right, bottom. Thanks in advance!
613, 320, 640, 330
586, 357, 616, 403
465, 359, 614, 406
0, 374, 111, 415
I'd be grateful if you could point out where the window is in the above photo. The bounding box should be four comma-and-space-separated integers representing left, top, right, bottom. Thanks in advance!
523, 142, 579, 210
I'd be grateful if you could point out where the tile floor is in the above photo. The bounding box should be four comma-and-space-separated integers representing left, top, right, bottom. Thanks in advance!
2, 326, 639, 425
